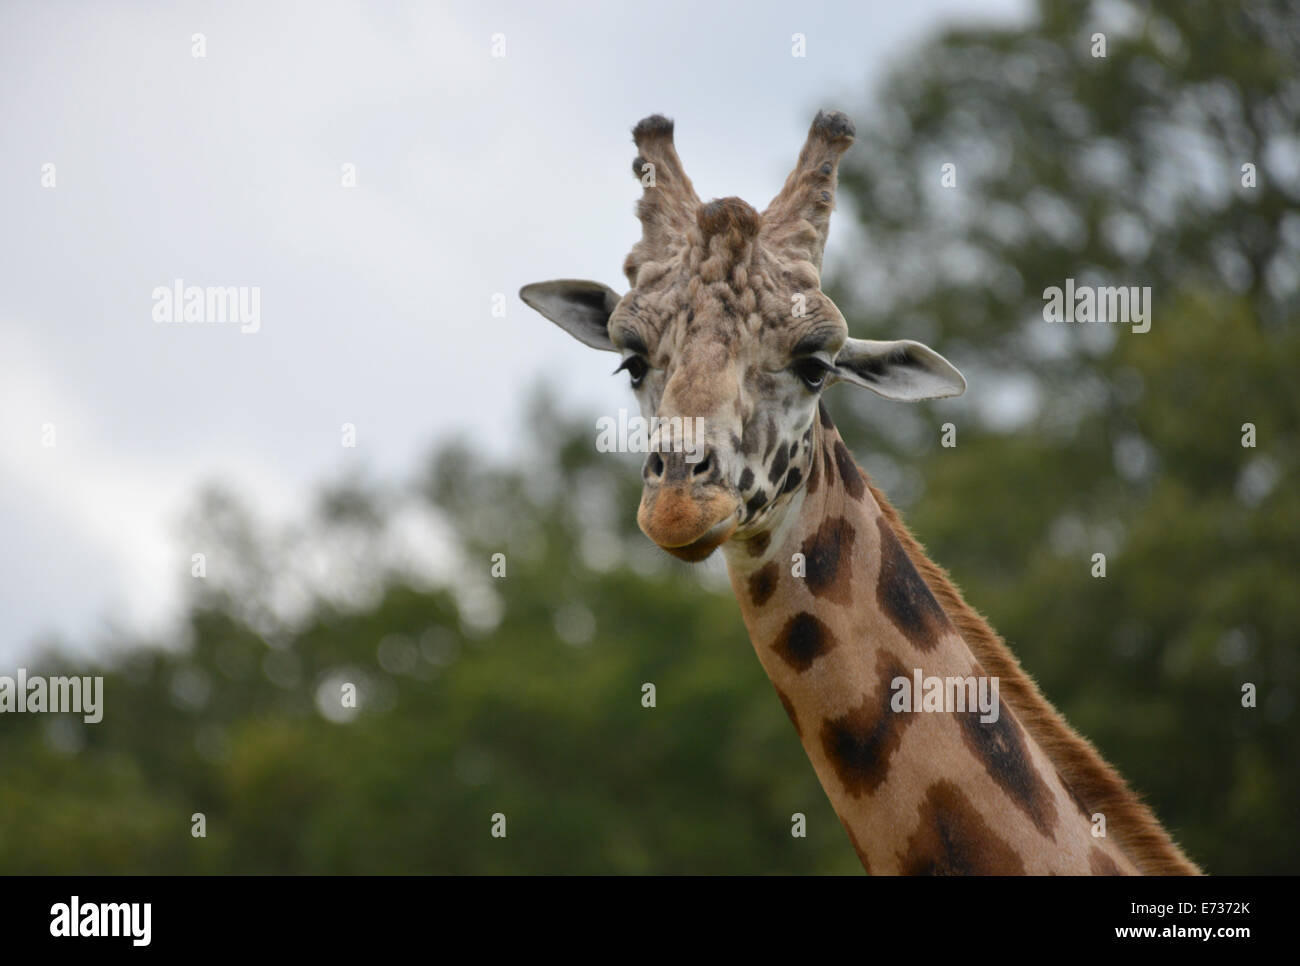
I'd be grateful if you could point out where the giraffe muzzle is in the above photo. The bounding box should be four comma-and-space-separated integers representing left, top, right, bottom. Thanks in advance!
636, 483, 740, 562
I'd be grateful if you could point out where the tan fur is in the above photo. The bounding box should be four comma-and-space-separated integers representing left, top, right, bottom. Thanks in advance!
726, 417, 1155, 874
526, 111, 1201, 874
867, 479, 1203, 875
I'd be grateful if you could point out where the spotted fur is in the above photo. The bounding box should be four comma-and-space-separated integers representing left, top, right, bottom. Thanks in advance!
875, 516, 950, 651
819, 651, 913, 796
957, 707, 1060, 838
798, 516, 856, 604
523, 111, 1200, 876
1090, 845, 1124, 876
868, 476, 1200, 874
898, 780, 1027, 875
771, 611, 837, 672
748, 562, 780, 607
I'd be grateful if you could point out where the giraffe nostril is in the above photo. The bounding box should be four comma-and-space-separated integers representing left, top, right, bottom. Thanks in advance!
690, 451, 714, 478
645, 451, 665, 480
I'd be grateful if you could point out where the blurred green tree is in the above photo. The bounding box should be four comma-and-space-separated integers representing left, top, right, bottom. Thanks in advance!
0, 398, 857, 874
828, 0, 1300, 873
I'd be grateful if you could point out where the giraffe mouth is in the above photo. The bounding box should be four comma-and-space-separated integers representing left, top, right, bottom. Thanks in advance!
636, 486, 740, 562
660, 511, 740, 562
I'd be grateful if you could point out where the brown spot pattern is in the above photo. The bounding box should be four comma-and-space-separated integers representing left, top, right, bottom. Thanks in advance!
957, 709, 1059, 839
818, 400, 834, 429
898, 780, 1027, 875
833, 440, 865, 499
820, 651, 913, 796
768, 444, 789, 486
746, 532, 771, 557
749, 562, 780, 607
771, 611, 836, 672
875, 517, 949, 651
1089, 845, 1124, 876
799, 516, 855, 605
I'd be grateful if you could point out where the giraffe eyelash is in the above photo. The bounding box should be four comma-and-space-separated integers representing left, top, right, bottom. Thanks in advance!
791, 356, 832, 390
614, 355, 650, 388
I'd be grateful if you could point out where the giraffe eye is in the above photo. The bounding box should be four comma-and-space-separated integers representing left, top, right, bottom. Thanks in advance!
615, 355, 650, 388
791, 357, 831, 391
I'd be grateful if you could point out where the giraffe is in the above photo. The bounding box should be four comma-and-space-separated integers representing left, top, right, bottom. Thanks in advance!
520, 111, 1201, 875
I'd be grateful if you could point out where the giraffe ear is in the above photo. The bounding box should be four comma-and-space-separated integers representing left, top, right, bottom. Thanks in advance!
834, 338, 966, 401
519, 280, 622, 352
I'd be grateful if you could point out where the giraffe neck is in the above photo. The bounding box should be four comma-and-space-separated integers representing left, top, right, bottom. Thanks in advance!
721, 410, 1151, 874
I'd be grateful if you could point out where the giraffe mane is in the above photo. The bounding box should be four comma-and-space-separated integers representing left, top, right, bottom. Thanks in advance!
866, 478, 1203, 875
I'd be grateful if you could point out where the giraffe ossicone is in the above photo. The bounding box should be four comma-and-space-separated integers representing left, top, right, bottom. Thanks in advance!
520, 112, 1200, 876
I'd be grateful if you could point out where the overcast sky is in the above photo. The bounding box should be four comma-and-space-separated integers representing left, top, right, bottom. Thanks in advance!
0, 0, 1028, 665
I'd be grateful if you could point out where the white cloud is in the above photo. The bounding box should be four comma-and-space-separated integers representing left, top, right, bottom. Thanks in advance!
0, 0, 1028, 660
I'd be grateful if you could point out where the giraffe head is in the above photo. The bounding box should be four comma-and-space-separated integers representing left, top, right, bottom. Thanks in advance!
521, 112, 965, 562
